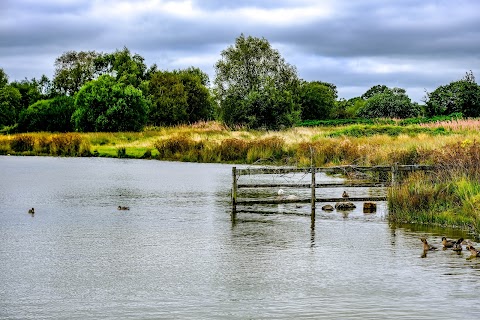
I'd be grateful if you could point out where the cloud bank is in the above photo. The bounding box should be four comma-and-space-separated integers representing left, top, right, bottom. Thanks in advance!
1, 0, 479, 102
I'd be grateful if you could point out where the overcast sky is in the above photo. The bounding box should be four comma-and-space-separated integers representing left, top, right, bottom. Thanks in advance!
1, 0, 479, 102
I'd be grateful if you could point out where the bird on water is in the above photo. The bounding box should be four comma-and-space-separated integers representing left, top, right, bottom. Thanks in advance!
117, 206, 130, 210
421, 238, 437, 251
28, 208, 35, 214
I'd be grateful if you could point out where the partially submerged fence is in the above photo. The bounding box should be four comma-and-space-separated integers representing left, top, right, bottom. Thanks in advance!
231, 164, 433, 225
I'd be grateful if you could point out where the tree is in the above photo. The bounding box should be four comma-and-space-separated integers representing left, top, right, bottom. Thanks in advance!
0, 85, 22, 127
18, 96, 75, 132
147, 71, 188, 126
333, 97, 365, 119
361, 85, 389, 100
214, 34, 300, 129
99, 47, 147, 87
0, 68, 8, 88
72, 75, 148, 132
53, 50, 103, 95
425, 71, 480, 117
358, 86, 420, 118
147, 69, 214, 126
10, 79, 44, 113
299, 81, 336, 120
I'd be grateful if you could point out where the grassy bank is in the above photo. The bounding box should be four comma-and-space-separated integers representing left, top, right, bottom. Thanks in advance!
1, 120, 480, 236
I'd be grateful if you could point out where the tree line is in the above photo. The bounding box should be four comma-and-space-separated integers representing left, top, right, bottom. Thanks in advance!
1, 34, 480, 133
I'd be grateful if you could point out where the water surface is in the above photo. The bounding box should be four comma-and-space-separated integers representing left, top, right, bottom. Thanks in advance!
1, 156, 479, 319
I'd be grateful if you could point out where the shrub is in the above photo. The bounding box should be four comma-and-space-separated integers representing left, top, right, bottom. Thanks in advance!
11, 134, 35, 152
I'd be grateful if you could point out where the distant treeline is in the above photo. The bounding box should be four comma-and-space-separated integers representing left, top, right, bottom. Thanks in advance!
1, 34, 480, 133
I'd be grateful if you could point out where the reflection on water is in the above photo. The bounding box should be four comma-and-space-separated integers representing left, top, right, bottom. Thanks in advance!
1, 156, 480, 319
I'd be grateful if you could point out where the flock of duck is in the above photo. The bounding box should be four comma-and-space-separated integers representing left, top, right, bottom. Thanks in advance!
421, 237, 480, 258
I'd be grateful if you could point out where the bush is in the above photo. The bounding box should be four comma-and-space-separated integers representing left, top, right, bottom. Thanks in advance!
72, 75, 148, 132
18, 96, 75, 132
11, 134, 35, 152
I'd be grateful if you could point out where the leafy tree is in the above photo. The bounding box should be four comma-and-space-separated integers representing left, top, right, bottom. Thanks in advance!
333, 97, 366, 119
0, 85, 22, 127
358, 86, 420, 118
425, 71, 480, 117
221, 78, 299, 129
214, 34, 300, 129
147, 71, 188, 126
299, 81, 336, 120
53, 50, 103, 95
99, 47, 147, 87
72, 75, 148, 132
361, 84, 389, 100
147, 69, 213, 125
0, 68, 8, 88
10, 78, 44, 115
18, 96, 75, 132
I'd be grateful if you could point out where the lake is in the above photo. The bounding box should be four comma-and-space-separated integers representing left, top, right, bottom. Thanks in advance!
1, 156, 479, 319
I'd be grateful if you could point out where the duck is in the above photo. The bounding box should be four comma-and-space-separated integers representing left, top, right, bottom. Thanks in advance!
342, 191, 349, 198
117, 206, 130, 210
28, 208, 35, 214
421, 238, 437, 251
441, 237, 455, 248
466, 245, 480, 257
452, 238, 464, 252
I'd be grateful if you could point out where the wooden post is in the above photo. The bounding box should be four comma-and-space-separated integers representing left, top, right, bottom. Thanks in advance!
391, 164, 397, 186
232, 166, 237, 220
310, 165, 316, 229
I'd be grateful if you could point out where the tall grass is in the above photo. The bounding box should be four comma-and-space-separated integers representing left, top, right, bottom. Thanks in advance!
0, 133, 91, 156
388, 141, 480, 235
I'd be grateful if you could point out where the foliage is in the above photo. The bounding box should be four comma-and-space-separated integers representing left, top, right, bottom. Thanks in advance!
332, 97, 366, 119
299, 118, 394, 127
361, 84, 389, 100
147, 69, 213, 125
299, 81, 336, 120
425, 71, 480, 117
0, 68, 8, 88
53, 50, 103, 95
72, 75, 148, 132
327, 125, 447, 138
214, 34, 300, 129
98, 47, 147, 87
0, 85, 22, 127
18, 96, 75, 132
10, 78, 45, 112
358, 87, 421, 118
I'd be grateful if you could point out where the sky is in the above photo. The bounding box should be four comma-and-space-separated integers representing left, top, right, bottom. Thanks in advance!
1, 0, 479, 102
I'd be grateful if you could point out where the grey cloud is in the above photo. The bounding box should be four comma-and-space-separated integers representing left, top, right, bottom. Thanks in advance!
1, 0, 479, 103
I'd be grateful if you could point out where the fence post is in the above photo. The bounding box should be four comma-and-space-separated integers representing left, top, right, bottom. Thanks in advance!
232, 166, 237, 219
311, 165, 316, 228
391, 164, 397, 186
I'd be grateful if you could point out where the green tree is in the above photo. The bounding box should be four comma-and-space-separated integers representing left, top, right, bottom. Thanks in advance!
0, 68, 8, 88
425, 71, 480, 117
10, 79, 44, 113
99, 47, 147, 87
147, 71, 188, 126
358, 87, 420, 118
18, 96, 75, 132
299, 81, 336, 120
361, 84, 389, 100
0, 85, 22, 127
53, 50, 103, 95
333, 97, 365, 119
72, 75, 148, 132
147, 69, 213, 125
214, 34, 300, 129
